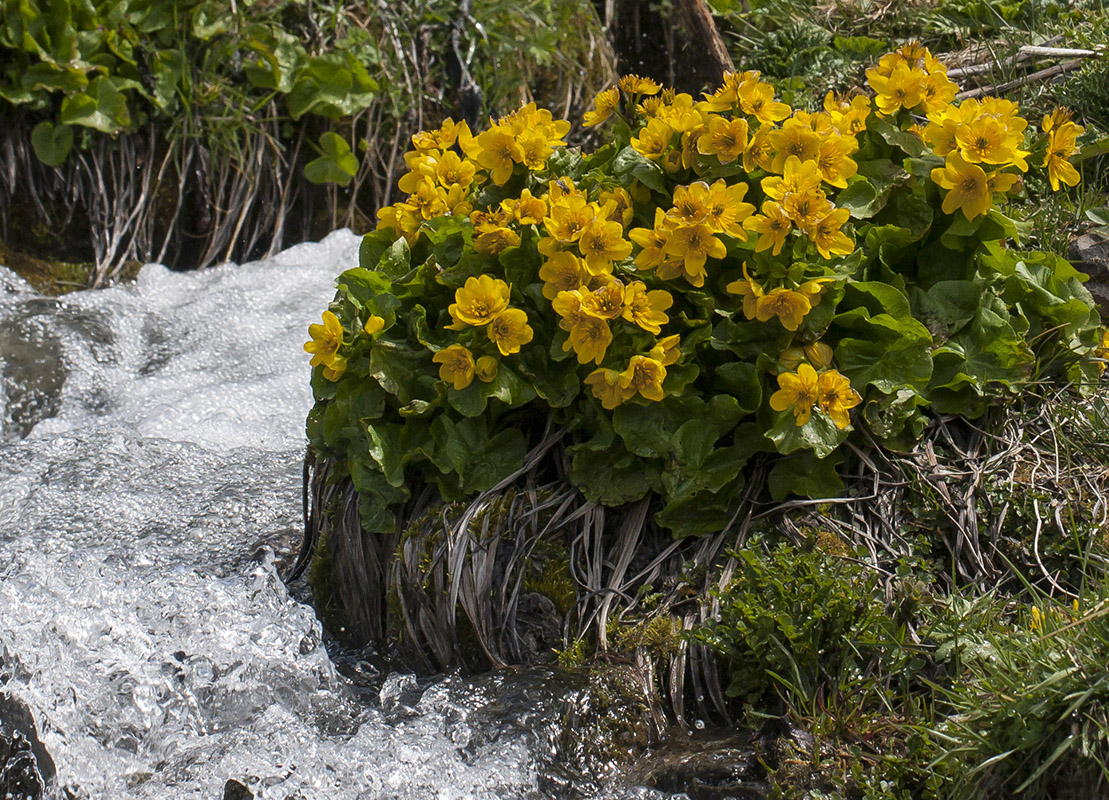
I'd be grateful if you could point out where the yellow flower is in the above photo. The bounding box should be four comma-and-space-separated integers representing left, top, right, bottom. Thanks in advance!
585, 367, 633, 409
629, 208, 672, 271
622, 282, 673, 334
815, 137, 859, 189
408, 176, 449, 220
1043, 119, 1083, 191
631, 118, 673, 162
756, 288, 812, 332
649, 334, 682, 365
697, 115, 749, 164
955, 115, 1018, 166
743, 125, 774, 173
867, 62, 924, 115
517, 129, 556, 171
433, 344, 476, 390
669, 181, 712, 225
599, 187, 635, 228
725, 262, 763, 320
743, 201, 792, 256
920, 72, 958, 116
474, 226, 520, 255
804, 341, 835, 369
816, 369, 861, 429
565, 315, 613, 365
619, 355, 667, 401
782, 190, 832, 235
505, 188, 548, 225
800, 278, 836, 308
738, 79, 791, 124
376, 202, 423, 243
705, 179, 755, 239
578, 218, 633, 275
539, 251, 588, 300
321, 354, 347, 382
580, 281, 626, 320
619, 74, 661, 96
305, 310, 344, 368
544, 195, 596, 243
435, 151, 477, 189
487, 308, 534, 356
930, 152, 991, 221
808, 208, 854, 260
662, 223, 726, 287
1093, 329, 1109, 375
363, 314, 386, 335
769, 121, 821, 173
475, 355, 499, 383
761, 156, 823, 201
474, 126, 523, 185
824, 92, 870, 135
770, 363, 820, 425
584, 87, 620, 127
449, 275, 511, 328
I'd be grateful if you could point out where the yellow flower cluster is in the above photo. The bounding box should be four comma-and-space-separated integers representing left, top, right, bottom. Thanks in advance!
862, 41, 1081, 221
867, 41, 957, 116
377, 105, 571, 242
628, 179, 752, 286
725, 264, 833, 333
1041, 108, 1085, 191
770, 362, 861, 429
435, 275, 534, 389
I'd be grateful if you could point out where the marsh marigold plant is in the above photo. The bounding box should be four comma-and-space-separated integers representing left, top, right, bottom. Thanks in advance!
306, 43, 1103, 538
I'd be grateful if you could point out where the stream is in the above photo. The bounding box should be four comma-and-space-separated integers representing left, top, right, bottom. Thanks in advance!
0, 231, 761, 799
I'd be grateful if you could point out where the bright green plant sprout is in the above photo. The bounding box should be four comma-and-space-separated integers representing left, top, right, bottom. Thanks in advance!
306, 42, 1104, 539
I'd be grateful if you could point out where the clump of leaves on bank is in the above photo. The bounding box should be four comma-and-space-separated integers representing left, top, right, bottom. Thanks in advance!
305, 42, 1105, 538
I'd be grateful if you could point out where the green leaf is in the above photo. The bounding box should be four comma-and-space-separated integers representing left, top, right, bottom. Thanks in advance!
359, 229, 398, 271
378, 237, 411, 280
613, 145, 668, 194
304, 132, 359, 186
764, 408, 848, 459
30, 121, 73, 166
672, 419, 720, 467
867, 114, 925, 158
768, 450, 844, 500
612, 402, 674, 458
366, 423, 407, 487
60, 75, 130, 133
430, 415, 527, 493
911, 280, 981, 341
842, 280, 912, 318
568, 441, 657, 506
928, 305, 1033, 409
369, 340, 430, 405
21, 61, 86, 93
862, 387, 927, 446
837, 177, 879, 219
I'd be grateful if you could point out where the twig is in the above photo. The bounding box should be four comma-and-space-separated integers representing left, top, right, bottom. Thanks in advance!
957, 59, 1086, 101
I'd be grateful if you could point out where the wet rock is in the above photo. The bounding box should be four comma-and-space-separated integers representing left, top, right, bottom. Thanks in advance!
630, 734, 768, 799
1068, 233, 1109, 314
0, 691, 55, 800
222, 778, 255, 800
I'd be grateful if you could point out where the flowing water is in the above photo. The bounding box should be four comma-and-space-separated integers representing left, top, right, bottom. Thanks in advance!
0, 232, 716, 799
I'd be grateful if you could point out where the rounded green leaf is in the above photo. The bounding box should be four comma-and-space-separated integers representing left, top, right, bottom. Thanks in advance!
30, 121, 73, 167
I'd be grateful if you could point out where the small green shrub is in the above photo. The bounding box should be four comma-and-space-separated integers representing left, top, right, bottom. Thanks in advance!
694, 539, 893, 707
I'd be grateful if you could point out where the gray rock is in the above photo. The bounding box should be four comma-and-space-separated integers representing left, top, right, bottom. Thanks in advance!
1068, 233, 1109, 315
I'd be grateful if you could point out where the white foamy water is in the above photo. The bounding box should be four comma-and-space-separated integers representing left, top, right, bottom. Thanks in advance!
0, 232, 674, 800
